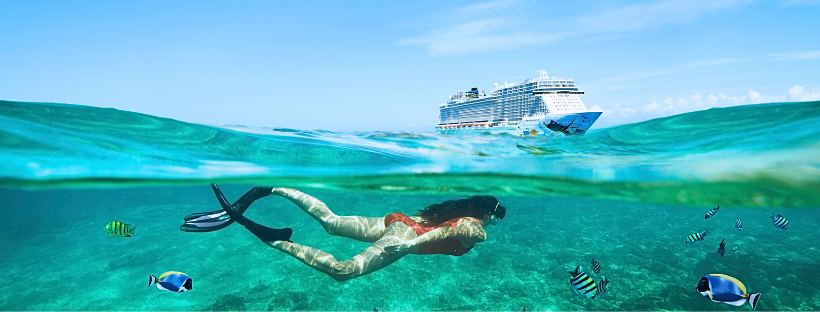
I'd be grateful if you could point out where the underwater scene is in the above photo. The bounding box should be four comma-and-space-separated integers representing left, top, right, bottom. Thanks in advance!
1, 100, 819, 311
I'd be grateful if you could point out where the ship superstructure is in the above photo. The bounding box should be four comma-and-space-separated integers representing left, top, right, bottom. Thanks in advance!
436, 70, 602, 136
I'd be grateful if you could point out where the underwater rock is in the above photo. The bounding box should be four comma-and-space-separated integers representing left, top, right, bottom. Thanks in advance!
208, 294, 246, 311
268, 291, 308, 310
107, 248, 165, 270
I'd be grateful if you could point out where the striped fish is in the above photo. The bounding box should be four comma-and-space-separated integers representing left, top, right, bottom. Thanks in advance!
732, 246, 738, 252
685, 231, 707, 243
734, 218, 743, 231
567, 265, 598, 299
104, 221, 136, 238
596, 273, 610, 298
770, 212, 789, 230
718, 239, 725, 257
704, 205, 720, 219
591, 258, 602, 274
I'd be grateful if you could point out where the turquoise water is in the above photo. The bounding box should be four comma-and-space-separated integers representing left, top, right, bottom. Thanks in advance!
1, 100, 819, 310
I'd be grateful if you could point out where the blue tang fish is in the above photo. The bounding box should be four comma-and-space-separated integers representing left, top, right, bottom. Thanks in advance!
696, 274, 760, 310
148, 271, 192, 293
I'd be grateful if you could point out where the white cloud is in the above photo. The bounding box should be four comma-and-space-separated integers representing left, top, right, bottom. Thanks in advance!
587, 105, 611, 114
594, 69, 677, 83
787, 86, 820, 101
399, 0, 747, 56
455, 0, 518, 14
748, 90, 762, 103
605, 90, 764, 119
768, 50, 820, 61
592, 86, 820, 128
686, 58, 745, 67
577, 0, 746, 33
398, 18, 572, 56
783, 0, 820, 6
584, 69, 677, 91
587, 57, 753, 92
589, 56, 752, 91
589, 52, 810, 92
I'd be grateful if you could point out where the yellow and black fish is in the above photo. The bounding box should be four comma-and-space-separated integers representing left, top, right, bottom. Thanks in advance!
104, 221, 136, 237
568, 265, 598, 299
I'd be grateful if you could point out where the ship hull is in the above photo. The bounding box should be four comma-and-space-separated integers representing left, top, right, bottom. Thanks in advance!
436, 112, 602, 137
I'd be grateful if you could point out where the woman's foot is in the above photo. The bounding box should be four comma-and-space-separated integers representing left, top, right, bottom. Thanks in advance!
211, 183, 293, 243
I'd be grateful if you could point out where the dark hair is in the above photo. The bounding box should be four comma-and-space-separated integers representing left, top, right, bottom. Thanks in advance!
415, 196, 506, 227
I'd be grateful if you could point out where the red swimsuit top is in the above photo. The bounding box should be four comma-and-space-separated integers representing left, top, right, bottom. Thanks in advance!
384, 213, 480, 256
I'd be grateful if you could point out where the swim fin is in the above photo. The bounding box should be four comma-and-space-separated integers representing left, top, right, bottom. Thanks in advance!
210, 183, 293, 243
179, 186, 275, 232
179, 209, 231, 232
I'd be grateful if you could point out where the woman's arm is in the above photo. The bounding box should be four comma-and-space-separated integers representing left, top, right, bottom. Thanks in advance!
384, 219, 486, 254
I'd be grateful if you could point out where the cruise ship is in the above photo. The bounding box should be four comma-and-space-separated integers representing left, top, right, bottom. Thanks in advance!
435, 70, 602, 136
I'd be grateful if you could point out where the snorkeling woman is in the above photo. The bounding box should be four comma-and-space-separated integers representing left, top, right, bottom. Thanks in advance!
181, 184, 506, 282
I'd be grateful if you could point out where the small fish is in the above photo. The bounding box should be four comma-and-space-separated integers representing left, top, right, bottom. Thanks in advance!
718, 239, 725, 257
734, 218, 743, 231
705, 205, 720, 219
732, 246, 738, 252
696, 274, 760, 310
596, 273, 610, 298
568, 265, 598, 299
770, 212, 789, 230
591, 258, 602, 274
103, 221, 136, 238
685, 231, 707, 243
148, 271, 192, 293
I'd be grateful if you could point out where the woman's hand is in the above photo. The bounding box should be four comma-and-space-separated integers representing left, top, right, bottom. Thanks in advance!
383, 241, 414, 255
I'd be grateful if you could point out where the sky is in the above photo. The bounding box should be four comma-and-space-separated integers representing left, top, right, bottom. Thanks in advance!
1, 0, 819, 132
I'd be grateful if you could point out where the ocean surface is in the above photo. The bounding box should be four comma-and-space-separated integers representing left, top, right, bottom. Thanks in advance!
1, 99, 818, 311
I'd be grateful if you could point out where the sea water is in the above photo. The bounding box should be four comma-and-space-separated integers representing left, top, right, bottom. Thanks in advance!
0, 100, 818, 311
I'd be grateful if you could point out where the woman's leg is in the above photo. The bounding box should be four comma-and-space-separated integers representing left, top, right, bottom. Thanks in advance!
274, 188, 386, 242
183, 185, 387, 242
268, 224, 417, 282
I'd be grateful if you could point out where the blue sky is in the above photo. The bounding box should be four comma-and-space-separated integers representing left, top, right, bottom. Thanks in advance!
2, 0, 819, 132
